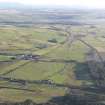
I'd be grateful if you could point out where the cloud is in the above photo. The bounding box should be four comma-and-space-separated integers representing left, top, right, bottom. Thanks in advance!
0, 0, 105, 8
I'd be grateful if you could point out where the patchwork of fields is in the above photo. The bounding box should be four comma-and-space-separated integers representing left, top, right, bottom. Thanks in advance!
0, 25, 105, 103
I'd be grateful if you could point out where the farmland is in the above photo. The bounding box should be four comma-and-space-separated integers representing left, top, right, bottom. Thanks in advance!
0, 7, 105, 104
0, 25, 103, 103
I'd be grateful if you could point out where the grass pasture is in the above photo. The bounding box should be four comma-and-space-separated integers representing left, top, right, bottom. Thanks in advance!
0, 25, 105, 103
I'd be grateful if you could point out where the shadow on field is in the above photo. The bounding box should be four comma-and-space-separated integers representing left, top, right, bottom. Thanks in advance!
74, 62, 91, 80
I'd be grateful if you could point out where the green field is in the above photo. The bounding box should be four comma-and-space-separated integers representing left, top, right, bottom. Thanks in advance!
0, 25, 105, 103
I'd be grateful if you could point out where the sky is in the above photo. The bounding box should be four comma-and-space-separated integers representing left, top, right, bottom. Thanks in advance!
0, 0, 105, 9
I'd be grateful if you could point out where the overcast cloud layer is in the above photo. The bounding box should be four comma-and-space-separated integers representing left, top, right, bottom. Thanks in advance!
0, 0, 104, 8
